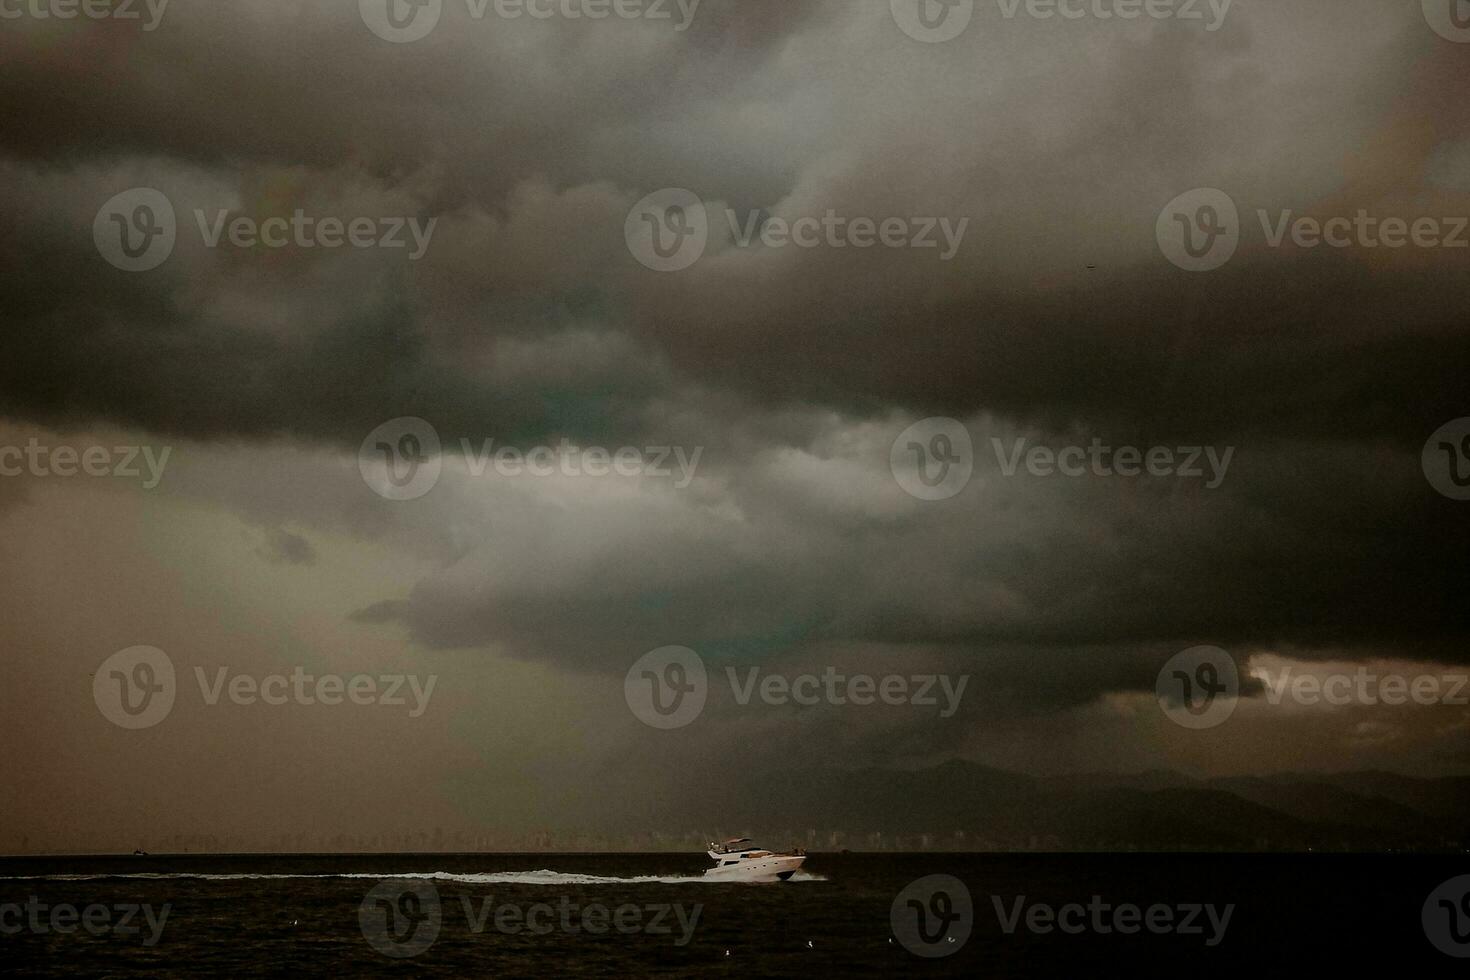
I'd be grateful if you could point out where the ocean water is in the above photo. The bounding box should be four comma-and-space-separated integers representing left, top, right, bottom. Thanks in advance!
2, 852, 1466, 976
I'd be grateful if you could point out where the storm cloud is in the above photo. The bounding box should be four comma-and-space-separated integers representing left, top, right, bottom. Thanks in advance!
2, 0, 1468, 850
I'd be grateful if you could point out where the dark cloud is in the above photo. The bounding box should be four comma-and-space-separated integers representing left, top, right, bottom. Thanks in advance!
256, 527, 318, 565
1, 0, 1467, 831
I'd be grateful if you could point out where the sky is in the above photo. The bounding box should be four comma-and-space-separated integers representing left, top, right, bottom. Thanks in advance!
1, 0, 1468, 852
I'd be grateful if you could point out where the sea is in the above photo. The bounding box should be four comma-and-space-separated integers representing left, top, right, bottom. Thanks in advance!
2, 852, 1466, 976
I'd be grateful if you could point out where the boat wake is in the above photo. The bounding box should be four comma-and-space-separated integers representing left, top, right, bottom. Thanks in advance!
0, 869, 826, 884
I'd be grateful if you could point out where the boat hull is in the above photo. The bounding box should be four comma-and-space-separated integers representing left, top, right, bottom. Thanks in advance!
701, 854, 806, 883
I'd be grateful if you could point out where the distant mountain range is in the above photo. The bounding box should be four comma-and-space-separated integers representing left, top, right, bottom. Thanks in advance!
645, 761, 1470, 851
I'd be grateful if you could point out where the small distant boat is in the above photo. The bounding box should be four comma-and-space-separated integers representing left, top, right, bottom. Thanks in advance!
702, 838, 806, 882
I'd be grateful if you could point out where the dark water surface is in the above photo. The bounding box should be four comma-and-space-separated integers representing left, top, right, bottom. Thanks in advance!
2, 852, 1465, 976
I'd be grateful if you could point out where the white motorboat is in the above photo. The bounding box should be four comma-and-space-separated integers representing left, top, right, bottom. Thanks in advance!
702, 838, 806, 882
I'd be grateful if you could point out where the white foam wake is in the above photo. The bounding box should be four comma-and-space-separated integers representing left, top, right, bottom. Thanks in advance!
0, 869, 826, 884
